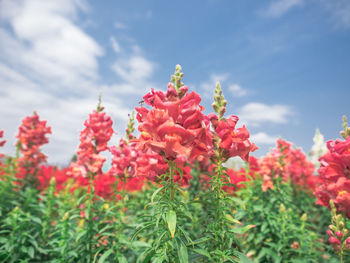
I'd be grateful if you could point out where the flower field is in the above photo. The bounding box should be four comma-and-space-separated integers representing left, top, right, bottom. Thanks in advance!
0, 65, 349, 263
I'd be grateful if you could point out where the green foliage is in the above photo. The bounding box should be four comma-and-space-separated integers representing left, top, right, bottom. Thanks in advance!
236, 177, 343, 262
0, 157, 346, 262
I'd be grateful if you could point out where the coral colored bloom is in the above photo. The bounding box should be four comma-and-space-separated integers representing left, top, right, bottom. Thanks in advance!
329, 236, 341, 245
75, 108, 113, 177
259, 139, 316, 192
0, 130, 5, 161
315, 136, 350, 217
15, 113, 51, 184
214, 115, 257, 161
37, 165, 70, 192
135, 87, 213, 167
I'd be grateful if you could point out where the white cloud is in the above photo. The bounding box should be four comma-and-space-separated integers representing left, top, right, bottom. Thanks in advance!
200, 73, 248, 98
200, 73, 228, 93
263, 0, 303, 18
251, 132, 278, 145
0, 0, 136, 164
0, 0, 102, 91
238, 102, 292, 126
110, 36, 121, 53
322, 0, 350, 28
114, 21, 127, 29
0, 63, 131, 165
228, 84, 248, 97
105, 49, 158, 95
113, 55, 155, 84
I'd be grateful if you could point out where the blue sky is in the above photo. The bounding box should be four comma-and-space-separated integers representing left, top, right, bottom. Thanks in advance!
0, 0, 349, 164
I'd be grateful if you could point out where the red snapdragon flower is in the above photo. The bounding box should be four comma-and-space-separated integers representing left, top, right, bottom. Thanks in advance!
0, 130, 5, 160
37, 165, 70, 192
135, 85, 213, 166
0, 130, 5, 148
136, 148, 168, 181
209, 114, 257, 162
260, 139, 316, 192
76, 107, 113, 177
315, 137, 350, 217
0, 130, 6, 176
16, 113, 51, 183
109, 139, 140, 179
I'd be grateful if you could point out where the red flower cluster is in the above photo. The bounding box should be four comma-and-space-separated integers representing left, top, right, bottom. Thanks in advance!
135, 85, 213, 165
37, 165, 70, 192
16, 113, 51, 182
136, 148, 168, 182
209, 115, 257, 162
260, 139, 316, 192
0, 130, 6, 176
109, 139, 140, 179
315, 136, 350, 217
223, 157, 260, 194
75, 107, 113, 176
0, 130, 5, 160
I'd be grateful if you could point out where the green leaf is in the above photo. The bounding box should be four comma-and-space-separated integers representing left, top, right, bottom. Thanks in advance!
176, 238, 188, 263
233, 251, 254, 263
151, 186, 163, 204
167, 210, 177, 238
117, 254, 128, 263
231, 224, 256, 234
192, 248, 211, 259
131, 241, 151, 248
187, 237, 210, 246
28, 246, 34, 258
131, 222, 156, 241
98, 248, 114, 263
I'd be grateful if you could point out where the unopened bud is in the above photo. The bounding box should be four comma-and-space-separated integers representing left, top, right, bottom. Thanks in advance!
49, 177, 56, 185
280, 204, 286, 213
346, 237, 350, 244
336, 214, 342, 222
336, 231, 344, 238
301, 213, 307, 221
63, 212, 69, 220
326, 229, 333, 237
219, 107, 226, 117
329, 236, 341, 245
329, 225, 337, 232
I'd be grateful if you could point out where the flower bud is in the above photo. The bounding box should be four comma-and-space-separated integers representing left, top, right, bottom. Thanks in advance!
329, 225, 337, 232
326, 229, 333, 237
336, 214, 343, 222
301, 213, 307, 222
346, 237, 350, 244
280, 204, 286, 213
63, 212, 69, 220
336, 231, 344, 238
329, 236, 341, 245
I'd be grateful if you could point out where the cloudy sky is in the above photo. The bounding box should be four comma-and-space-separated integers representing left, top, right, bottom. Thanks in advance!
0, 0, 349, 165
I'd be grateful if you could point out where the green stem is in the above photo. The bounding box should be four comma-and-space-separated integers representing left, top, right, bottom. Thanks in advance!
87, 173, 95, 263
169, 162, 175, 202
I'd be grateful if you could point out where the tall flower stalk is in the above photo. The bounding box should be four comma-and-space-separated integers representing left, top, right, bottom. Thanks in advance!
132, 65, 213, 262
16, 112, 51, 188
204, 83, 257, 261
73, 98, 113, 262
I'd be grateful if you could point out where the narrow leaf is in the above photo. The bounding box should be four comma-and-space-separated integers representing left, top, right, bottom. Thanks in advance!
98, 248, 113, 263
167, 210, 177, 238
